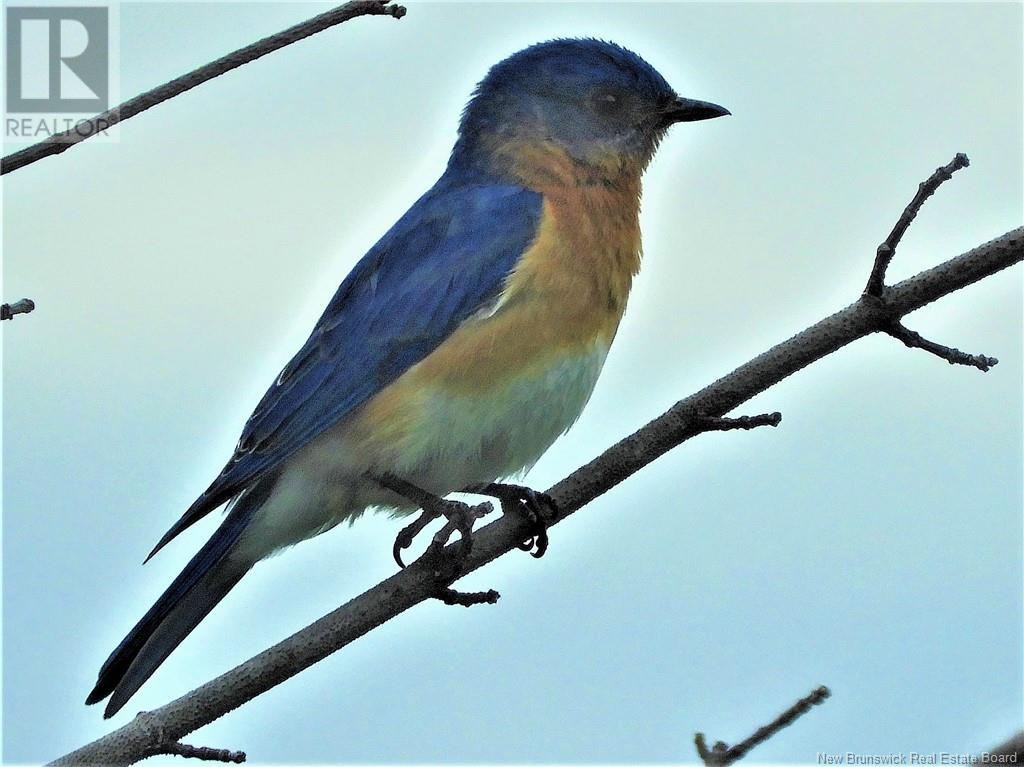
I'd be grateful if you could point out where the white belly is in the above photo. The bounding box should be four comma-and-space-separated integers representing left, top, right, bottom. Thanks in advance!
393, 340, 611, 491
236, 341, 610, 560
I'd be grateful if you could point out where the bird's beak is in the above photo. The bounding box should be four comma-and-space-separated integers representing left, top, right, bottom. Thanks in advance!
662, 96, 731, 125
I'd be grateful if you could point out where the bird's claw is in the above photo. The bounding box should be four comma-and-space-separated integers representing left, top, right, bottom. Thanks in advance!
471, 483, 557, 558
392, 508, 440, 569
382, 475, 554, 574
380, 473, 491, 570
382, 480, 496, 607
389, 493, 492, 572
421, 499, 493, 577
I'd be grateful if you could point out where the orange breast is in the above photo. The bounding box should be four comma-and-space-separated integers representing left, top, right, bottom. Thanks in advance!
350, 140, 644, 442
420, 171, 641, 391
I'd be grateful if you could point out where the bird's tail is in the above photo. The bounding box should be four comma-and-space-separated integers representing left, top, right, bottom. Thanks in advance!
85, 489, 265, 719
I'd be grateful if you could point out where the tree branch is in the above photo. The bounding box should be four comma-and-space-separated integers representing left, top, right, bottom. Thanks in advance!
0, 0, 405, 176
887, 320, 998, 371
47, 182, 1023, 762
1, 298, 36, 321
695, 412, 782, 432
437, 587, 501, 607
864, 153, 970, 296
867, 154, 1002, 369
986, 731, 1024, 763
694, 686, 831, 766
151, 742, 245, 764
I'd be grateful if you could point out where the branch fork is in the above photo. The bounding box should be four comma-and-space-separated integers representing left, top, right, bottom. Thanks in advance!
863, 153, 998, 372
864, 153, 970, 297
135, 712, 246, 763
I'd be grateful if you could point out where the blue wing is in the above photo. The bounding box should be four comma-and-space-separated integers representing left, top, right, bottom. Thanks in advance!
147, 177, 543, 559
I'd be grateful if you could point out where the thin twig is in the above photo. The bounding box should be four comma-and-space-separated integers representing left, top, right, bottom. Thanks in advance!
694, 686, 831, 766
48, 225, 1023, 767
887, 321, 998, 371
696, 412, 782, 432
863, 154, 1000, 369
134, 715, 245, 764
1, 298, 36, 321
437, 588, 501, 607
864, 153, 970, 296
155, 742, 246, 763
0, 0, 405, 175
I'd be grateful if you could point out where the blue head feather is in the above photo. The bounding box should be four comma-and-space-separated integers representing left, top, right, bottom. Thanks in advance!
452, 39, 680, 174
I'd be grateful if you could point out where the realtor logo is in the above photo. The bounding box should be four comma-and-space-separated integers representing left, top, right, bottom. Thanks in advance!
6, 6, 109, 113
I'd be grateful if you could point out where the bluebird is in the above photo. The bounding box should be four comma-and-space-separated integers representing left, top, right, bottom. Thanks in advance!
86, 38, 729, 717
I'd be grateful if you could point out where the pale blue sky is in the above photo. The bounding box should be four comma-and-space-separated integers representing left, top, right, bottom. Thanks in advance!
2, 2, 1022, 764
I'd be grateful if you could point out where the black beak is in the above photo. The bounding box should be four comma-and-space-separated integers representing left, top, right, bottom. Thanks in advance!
662, 96, 731, 125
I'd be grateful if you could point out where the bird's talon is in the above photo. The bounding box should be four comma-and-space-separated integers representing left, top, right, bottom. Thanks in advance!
463, 482, 555, 558
530, 528, 548, 559
391, 506, 442, 569
393, 529, 416, 568
393, 540, 406, 569
422, 499, 490, 572
379, 474, 494, 570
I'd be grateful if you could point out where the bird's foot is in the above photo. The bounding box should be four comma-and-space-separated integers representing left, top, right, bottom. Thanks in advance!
419, 499, 493, 579
463, 482, 557, 558
378, 473, 493, 571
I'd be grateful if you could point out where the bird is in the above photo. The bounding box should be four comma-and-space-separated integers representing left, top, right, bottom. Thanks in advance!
86, 38, 729, 718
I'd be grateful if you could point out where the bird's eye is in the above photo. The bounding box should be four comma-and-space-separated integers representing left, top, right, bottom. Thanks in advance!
591, 91, 623, 116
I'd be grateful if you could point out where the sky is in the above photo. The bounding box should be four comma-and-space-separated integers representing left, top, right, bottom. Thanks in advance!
2, 1, 1022, 764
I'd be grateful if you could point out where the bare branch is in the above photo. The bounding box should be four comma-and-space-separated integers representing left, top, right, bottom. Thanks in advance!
987, 732, 1024, 763
129, 713, 246, 764
0, 298, 36, 321
859, 154, 1002, 370
48, 223, 1023, 766
0, 1, 405, 176
152, 741, 246, 764
886, 321, 998, 371
864, 153, 970, 296
695, 412, 782, 432
694, 686, 831, 766
437, 587, 501, 607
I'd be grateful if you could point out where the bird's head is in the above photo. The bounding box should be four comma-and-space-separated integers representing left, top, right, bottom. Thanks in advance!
452, 39, 729, 185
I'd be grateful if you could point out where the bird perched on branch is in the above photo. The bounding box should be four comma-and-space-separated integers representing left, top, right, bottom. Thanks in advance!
87, 38, 729, 717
